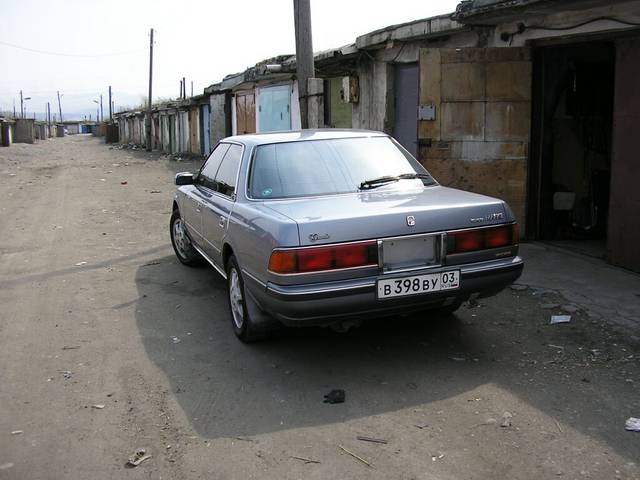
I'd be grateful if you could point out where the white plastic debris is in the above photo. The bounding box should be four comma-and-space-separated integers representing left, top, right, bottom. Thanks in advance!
126, 448, 152, 467
625, 417, 640, 431
550, 315, 571, 325
74, 261, 87, 266
92, 404, 105, 410
170, 336, 181, 344
501, 411, 513, 428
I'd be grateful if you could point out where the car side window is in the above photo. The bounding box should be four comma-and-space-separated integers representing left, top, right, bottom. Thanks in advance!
213, 144, 242, 198
198, 143, 230, 190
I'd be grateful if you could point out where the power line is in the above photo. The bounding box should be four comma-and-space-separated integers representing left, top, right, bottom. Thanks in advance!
0, 40, 145, 58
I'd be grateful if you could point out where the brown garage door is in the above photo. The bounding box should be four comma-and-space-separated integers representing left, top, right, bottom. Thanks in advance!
236, 92, 256, 135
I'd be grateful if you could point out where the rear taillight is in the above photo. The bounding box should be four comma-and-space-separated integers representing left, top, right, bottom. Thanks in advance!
447, 224, 518, 255
268, 241, 378, 274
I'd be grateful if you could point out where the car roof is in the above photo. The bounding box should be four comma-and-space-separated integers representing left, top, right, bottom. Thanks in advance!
222, 129, 388, 147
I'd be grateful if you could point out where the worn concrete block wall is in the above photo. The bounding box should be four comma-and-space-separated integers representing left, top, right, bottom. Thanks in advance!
210, 94, 227, 146
307, 78, 324, 129
352, 60, 392, 132
418, 47, 531, 233
13, 119, 36, 144
608, 36, 640, 273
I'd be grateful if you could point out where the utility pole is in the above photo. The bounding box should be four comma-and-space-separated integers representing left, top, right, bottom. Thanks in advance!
182, 76, 186, 99
146, 27, 154, 152
57, 91, 63, 122
20, 90, 24, 118
47, 102, 51, 135
191, 80, 193, 97
179, 79, 182, 99
108, 86, 112, 122
13, 99, 16, 118
293, 0, 314, 129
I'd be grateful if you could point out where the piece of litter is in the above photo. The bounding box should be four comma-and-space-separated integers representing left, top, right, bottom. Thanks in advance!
120, 181, 128, 185
170, 336, 181, 344
142, 261, 161, 267
501, 411, 513, 428
11, 430, 23, 435
62, 345, 80, 350
450, 356, 466, 362
92, 404, 105, 409
431, 453, 445, 461
338, 445, 372, 468
150, 190, 161, 194
511, 284, 528, 291
555, 419, 563, 433
74, 262, 87, 266
323, 389, 345, 404
290, 455, 320, 464
547, 344, 564, 350
357, 436, 388, 444
414, 424, 429, 429
126, 448, 152, 467
550, 315, 571, 324
61, 370, 72, 380
625, 417, 640, 432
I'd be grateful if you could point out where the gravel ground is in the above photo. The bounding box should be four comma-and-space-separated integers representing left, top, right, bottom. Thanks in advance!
0, 135, 638, 479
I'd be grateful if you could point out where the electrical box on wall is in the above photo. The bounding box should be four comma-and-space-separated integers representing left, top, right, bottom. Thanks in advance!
418, 104, 436, 121
340, 76, 359, 104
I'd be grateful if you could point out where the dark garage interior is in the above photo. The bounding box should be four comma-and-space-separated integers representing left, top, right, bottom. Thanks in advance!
529, 41, 615, 260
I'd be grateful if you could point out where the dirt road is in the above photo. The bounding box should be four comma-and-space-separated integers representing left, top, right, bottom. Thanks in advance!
0, 135, 638, 479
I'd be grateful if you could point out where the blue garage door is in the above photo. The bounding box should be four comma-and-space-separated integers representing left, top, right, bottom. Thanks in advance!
258, 85, 291, 132
393, 63, 419, 156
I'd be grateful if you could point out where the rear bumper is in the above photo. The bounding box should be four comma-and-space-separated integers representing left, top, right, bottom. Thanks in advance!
246, 256, 524, 326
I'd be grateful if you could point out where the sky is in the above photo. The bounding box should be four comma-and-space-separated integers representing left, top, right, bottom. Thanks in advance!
0, 0, 460, 120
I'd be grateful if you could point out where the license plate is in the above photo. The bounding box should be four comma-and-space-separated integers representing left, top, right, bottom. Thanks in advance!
377, 271, 460, 299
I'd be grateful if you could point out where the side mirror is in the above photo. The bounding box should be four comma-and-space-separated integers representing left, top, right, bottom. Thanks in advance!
175, 172, 194, 186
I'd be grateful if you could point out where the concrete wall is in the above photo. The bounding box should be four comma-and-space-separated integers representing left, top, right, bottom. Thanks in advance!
608, 36, 640, 272
14, 119, 36, 144
209, 93, 228, 146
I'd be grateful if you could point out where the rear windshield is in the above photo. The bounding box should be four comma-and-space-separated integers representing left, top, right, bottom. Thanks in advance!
248, 136, 434, 199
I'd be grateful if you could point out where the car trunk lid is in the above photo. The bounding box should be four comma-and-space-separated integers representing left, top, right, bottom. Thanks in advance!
263, 185, 508, 246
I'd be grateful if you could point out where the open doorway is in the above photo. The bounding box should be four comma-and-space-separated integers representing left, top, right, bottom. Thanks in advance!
529, 41, 615, 259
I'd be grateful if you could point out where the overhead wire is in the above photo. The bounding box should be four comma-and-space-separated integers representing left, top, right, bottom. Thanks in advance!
0, 40, 145, 58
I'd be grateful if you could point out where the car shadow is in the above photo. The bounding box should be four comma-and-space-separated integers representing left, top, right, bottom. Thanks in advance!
133, 254, 640, 462
133, 255, 488, 435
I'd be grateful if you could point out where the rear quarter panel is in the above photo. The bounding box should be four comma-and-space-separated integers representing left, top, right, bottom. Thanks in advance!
227, 203, 299, 286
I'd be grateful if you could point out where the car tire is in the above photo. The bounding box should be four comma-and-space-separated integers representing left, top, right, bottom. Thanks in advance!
170, 209, 202, 267
226, 255, 275, 343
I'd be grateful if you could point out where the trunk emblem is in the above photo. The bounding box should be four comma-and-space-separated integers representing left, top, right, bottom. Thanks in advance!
308, 233, 330, 242
470, 212, 504, 223
406, 215, 416, 227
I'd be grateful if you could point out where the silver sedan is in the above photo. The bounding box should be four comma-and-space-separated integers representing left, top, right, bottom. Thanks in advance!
170, 130, 523, 342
